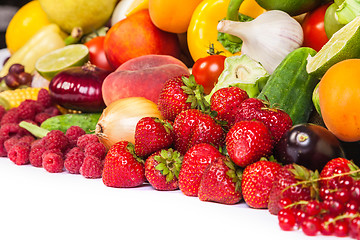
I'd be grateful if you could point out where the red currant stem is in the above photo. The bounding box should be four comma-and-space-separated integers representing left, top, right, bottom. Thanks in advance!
284, 200, 309, 209
323, 212, 360, 227
282, 169, 360, 193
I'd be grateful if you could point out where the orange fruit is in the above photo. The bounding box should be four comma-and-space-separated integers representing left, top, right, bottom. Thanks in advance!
5, 1, 51, 54
318, 59, 360, 142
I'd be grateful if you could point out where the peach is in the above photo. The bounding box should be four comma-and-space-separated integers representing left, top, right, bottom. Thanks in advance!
104, 9, 181, 69
102, 54, 190, 106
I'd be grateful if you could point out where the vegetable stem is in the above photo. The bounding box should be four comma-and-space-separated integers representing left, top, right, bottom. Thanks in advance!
19, 121, 50, 138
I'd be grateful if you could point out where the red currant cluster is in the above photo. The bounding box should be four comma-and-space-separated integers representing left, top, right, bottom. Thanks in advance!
278, 173, 360, 238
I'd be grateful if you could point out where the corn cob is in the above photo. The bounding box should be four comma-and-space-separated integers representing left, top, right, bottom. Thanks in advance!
0, 87, 45, 110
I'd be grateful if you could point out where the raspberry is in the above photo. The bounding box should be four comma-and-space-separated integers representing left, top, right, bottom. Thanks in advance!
34, 112, 51, 125
64, 147, 85, 174
0, 123, 21, 139
42, 148, 63, 159
8, 142, 31, 165
44, 106, 61, 117
4, 135, 20, 153
31, 138, 44, 148
29, 145, 46, 167
77, 134, 99, 150
37, 88, 52, 108
43, 130, 69, 152
18, 135, 35, 145
65, 126, 86, 148
84, 142, 107, 160
17, 100, 37, 120
0, 105, 6, 121
80, 155, 103, 179
42, 152, 64, 173
0, 136, 7, 157
1, 108, 19, 125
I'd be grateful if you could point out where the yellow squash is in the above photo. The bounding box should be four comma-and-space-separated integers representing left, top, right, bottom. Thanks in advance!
187, 0, 265, 62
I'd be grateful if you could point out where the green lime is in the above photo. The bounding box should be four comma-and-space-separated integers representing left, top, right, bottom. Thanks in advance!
254, 0, 321, 16
306, 15, 360, 79
35, 44, 89, 80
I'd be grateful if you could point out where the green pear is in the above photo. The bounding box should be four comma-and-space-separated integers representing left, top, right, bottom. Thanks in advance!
38, 0, 117, 34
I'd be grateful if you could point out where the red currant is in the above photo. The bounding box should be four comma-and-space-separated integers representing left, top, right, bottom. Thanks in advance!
320, 215, 335, 236
294, 209, 308, 225
301, 216, 320, 236
305, 200, 321, 216
334, 220, 349, 237
278, 209, 296, 231
334, 188, 351, 204
279, 197, 293, 209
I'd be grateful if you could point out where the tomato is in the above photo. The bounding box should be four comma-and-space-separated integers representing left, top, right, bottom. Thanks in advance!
192, 55, 226, 95
84, 36, 114, 71
301, 3, 330, 52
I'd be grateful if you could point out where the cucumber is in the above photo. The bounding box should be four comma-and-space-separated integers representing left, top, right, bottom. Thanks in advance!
257, 47, 319, 125
40, 113, 101, 134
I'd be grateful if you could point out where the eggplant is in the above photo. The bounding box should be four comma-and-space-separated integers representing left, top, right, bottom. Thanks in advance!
274, 123, 345, 171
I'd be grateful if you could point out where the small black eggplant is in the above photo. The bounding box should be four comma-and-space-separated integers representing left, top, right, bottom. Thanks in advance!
274, 123, 345, 171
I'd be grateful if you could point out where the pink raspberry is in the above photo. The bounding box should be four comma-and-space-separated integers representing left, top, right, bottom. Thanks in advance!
18, 135, 35, 145
0, 105, 6, 121
34, 112, 51, 125
17, 100, 37, 120
80, 155, 103, 179
0, 108, 19, 125
77, 134, 99, 150
8, 142, 31, 165
84, 142, 107, 160
44, 106, 61, 117
4, 135, 20, 153
37, 88, 52, 108
0, 136, 7, 157
29, 145, 46, 167
43, 130, 69, 152
65, 126, 86, 148
42, 152, 64, 173
64, 147, 85, 174
0, 123, 21, 139
31, 138, 44, 148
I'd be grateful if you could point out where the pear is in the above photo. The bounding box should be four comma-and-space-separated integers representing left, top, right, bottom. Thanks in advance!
38, 0, 117, 34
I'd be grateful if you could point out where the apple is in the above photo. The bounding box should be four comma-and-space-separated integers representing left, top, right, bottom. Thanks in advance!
102, 54, 190, 106
104, 9, 181, 69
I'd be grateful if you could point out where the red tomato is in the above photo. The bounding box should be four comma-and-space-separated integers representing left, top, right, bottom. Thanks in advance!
192, 55, 226, 95
302, 3, 330, 52
84, 36, 114, 71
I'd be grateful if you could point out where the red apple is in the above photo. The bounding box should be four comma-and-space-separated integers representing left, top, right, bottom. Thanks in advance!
104, 9, 181, 69
102, 54, 190, 106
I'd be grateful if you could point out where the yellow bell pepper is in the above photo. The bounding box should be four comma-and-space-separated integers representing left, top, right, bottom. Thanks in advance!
187, 0, 265, 62
1, 24, 67, 77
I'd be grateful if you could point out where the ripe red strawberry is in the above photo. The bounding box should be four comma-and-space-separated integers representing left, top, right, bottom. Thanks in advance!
198, 156, 242, 205
178, 143, 223, 197
320, 157, 360, 189
234, 98, 293, 143
134, 117, 174, 158
210, 86, 249, 128
268, 164, 319, 215
102, 141, 146, 188
241, 159, 282, 209
173, 109, 224, 155
226, 120, 274, 168
144, 148, 182, 191
157, 75, 208, 121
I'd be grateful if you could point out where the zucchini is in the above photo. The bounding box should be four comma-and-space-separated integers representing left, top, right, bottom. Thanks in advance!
257, 47, 319, 125
40, 113, 101, 134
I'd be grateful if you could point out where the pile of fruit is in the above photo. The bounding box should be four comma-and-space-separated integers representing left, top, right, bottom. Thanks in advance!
1, 0, 360, 239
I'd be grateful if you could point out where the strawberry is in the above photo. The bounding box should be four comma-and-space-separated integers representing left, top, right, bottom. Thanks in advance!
268, 164, 319, 215
178, 143, 223, 197
173, 109, 224, 155
198, 156, 242, 205
134, 117, 174, 158
102, 141, 146, 188
241, 159, 282, 209
210, 86, 249, 128
145, 148, 182, 191
320, 157, 360, 189
226, 120, 274, 168
234, 98, 293, 143
157, 75, 208, 121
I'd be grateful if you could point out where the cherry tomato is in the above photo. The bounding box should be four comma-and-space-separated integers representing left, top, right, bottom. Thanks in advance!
192, 55, 226, 95
302, 3, 330, 52
84, 36, 114, 71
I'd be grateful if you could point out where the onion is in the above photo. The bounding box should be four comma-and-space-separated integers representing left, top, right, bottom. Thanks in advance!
49, 62, 110, 112
95, 97, 163, 150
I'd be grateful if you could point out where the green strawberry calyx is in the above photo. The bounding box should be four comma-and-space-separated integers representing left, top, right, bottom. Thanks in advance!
154, 149, 183, 182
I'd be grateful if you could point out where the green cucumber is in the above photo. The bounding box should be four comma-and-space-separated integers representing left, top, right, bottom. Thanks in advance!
257, 47, 319, 125
40, 113, 101, 134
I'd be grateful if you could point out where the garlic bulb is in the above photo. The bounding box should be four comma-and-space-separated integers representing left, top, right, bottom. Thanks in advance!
217, 10, 304, 74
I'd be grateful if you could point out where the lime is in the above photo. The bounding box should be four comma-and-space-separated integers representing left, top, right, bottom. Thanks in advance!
35, 44, 89, 80
306, 16, 360, 79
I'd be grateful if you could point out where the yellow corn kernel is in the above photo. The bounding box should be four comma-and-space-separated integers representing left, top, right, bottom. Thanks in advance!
0, 87, 46, 110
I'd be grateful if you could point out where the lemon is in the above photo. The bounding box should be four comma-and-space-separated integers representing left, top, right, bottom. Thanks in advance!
306, 16, 360, 79
126, 0, 149, 16
35, 44, 89, 80
111, 0, 149, 25
5, 1, 51, 54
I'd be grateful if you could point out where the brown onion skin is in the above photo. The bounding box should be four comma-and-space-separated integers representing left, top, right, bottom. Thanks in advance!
49, 64, 111, 112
